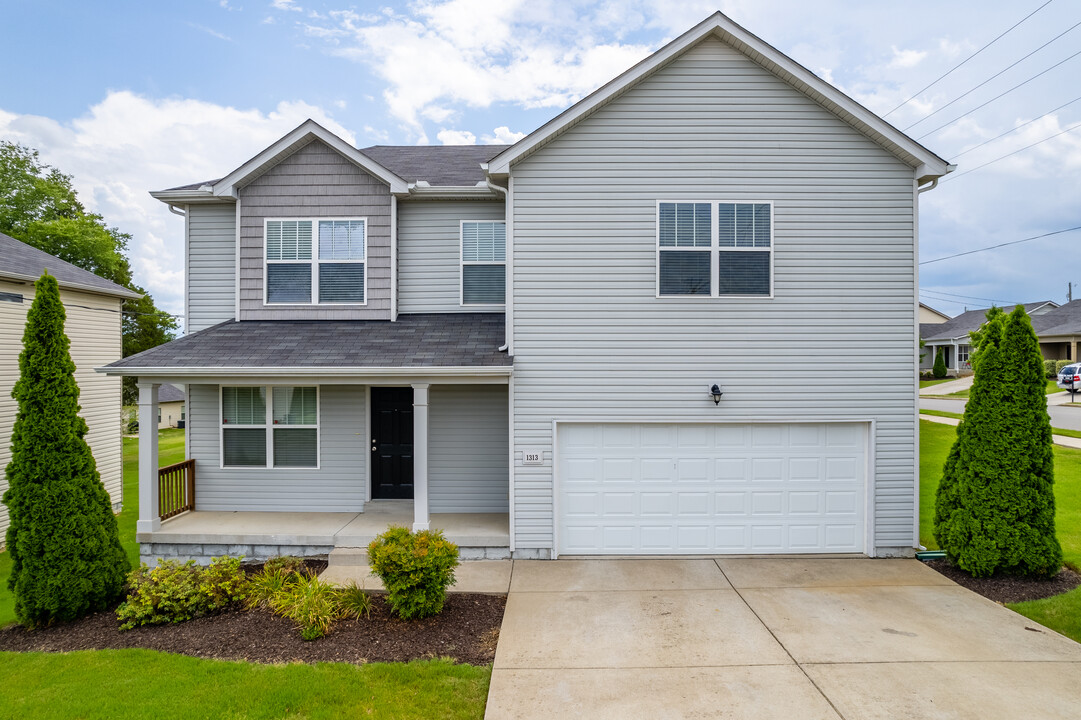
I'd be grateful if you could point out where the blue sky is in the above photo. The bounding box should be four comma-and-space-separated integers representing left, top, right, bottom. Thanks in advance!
3, 0, 1080, 324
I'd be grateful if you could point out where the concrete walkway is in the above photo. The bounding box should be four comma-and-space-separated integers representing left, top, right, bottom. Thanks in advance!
919, 375, 974, 395
920, 413, 1081, 449
485, 558, 1081, 720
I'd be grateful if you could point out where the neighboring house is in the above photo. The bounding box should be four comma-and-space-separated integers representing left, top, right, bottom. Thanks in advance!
919, 302, 950, 324
1031, 300, 1081, 362
0, 232, 139, 535
102, 13, 953, 563
920, 301, 1058, 374
157, 384, 186, 429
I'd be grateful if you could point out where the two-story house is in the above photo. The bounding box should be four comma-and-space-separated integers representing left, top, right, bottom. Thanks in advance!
103, 12, 951, 564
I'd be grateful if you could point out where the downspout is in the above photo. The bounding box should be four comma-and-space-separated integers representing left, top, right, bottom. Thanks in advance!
168, 204, 186, 216
484, 171, 510, 352
916, 178, 938, 195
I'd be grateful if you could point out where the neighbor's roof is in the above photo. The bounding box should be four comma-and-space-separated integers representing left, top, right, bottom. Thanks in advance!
922, 301, 1057, 342
157, 385, 186, 403
488, 12, 952, 181
0, 232, 141, 300
361, 145, 510, 186
101, 314, 511, 373
1032, 300, 1081, 337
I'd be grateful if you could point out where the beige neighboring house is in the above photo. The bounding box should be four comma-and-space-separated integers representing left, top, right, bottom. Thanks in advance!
0, 232, 140, 534
919, 302, 950, 324
156, 384, 185, 429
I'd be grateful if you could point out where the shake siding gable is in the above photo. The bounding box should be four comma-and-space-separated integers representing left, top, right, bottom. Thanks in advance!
509, 37, 918, 553
187, 203, 237, 332
237, 139, 392, 320
398, 199, 506, 313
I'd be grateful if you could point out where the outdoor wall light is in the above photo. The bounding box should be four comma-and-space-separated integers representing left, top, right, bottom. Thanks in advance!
710, 384, 723, 404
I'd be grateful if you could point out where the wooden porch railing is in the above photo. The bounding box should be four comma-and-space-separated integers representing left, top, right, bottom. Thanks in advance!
159, 459, 195, 520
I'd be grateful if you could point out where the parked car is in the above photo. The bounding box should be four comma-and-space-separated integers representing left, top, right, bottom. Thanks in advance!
1058, 365, 1081, 393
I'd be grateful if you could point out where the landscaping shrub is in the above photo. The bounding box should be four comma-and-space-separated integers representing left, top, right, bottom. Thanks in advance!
270, 572, 342, 641
368, 526, 459, 620
337, 582, 372, 621
932, 347, 947, 378
935, 306, 1062, 578
3, 272, 130, 628
1045, 359, 1059, 378
116, 557, 250, 630
246, 567, 298, 609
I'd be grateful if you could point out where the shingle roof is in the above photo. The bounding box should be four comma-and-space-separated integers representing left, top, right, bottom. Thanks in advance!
162, 180, 219, 191
1032, 300, 1081, 336
0, 232, 140, 299
157, 385, 186, 403
104, 314, 510, 370
359, 145, 511, 185
921, 301, 1057, 342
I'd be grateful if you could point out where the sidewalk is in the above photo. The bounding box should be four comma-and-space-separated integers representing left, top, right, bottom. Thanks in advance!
920, 413, 1081, 449
919, 375, 974, 396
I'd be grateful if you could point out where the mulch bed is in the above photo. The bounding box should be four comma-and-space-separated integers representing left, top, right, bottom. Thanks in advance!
0, 592, 505, 665
923, 558, 1081, 604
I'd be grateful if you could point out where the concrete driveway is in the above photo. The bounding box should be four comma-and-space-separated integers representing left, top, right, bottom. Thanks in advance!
485, 558, 1081, 719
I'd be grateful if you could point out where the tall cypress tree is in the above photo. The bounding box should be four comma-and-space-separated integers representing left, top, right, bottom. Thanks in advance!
3, 272, 130, 627
934, 306, 1062, 578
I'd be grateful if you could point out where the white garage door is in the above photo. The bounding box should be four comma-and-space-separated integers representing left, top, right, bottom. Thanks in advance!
557, 422, 867, 555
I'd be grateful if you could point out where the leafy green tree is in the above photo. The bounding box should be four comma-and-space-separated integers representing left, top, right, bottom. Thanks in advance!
0, 141, 178, 403
3, 273, 131, 627
934, 306, 1062, 578
932, 346, 947, 378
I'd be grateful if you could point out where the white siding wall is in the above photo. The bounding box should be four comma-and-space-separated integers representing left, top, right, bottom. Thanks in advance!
509, 37, 919, 555
0, 280, 124, 535
187, 384, 366, 511
187, 203, 237, 332
398, 199, 506, 313
429, 385, 509, 512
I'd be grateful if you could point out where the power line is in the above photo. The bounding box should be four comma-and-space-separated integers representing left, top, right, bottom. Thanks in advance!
920, 226, 1081, 265
951, 93, 1081, 158
884, 0, 1055, 118
915, 45, 1081, 140
943, 121, 1081, 180
921, 289, 1020, 305
904, 16, 1081, 131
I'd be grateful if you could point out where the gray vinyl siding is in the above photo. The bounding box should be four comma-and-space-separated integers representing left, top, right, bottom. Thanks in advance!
508, 37, 919, 554
398, 200, 506, 313
187, 203, 236, 332
429, 385, 509, 512
237, 139, 392, 320
187, 384, 366, 512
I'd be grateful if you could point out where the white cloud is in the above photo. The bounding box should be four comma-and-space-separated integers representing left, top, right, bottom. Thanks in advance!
436, 129, 476, 145
271, 0, 302, 11
186, 22, 233, 42
0, 92, 351, 326
482, 126, 526, 144
888, 45, 927, 69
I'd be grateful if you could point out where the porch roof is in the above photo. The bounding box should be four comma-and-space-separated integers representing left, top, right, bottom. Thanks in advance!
100, 313, 510, 375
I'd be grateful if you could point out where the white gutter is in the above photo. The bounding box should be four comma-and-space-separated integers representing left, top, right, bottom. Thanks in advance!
406, 183, 499, 199
168, 204, 186, 216
95, 364, 513, 378
483, 168, 511, 353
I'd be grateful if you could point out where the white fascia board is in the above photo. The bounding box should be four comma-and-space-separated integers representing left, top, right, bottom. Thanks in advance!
149, 189, 228, 205
405, 185, 501, 200
95, 365, 513, 380
488, 12, 951, 179
212, 119, 409, 197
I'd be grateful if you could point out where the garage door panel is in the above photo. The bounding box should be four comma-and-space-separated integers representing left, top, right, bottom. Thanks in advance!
557, 422, 867, 555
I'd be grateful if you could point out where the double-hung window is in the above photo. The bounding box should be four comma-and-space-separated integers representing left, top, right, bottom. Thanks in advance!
220, 386, 319, 468
265, 219, 366, 304
461, 221, 506, 305
657, 201, 773, 297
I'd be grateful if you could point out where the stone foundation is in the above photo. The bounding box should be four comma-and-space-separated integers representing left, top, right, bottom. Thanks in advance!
140, 542, 334, 566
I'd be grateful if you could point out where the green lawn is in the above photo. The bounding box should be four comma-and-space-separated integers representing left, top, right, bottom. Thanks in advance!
946, 378, 1062, 399
919, 378, 953, 389
920, 420, 1081, 642
920, 408, 1081, 441
0, 651, 490, 720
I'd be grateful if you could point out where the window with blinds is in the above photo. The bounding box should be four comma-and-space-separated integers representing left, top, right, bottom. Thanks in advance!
657, 201, 772, 297
221, 386, 318, 468
265, 219, 366, 304
461, 221, 506, 305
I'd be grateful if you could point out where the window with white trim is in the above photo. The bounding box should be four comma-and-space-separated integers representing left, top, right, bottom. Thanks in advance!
461, 221, 506, 305
266, 219, 366, 304
220, 386, 318, 468
657, 202, 773, 297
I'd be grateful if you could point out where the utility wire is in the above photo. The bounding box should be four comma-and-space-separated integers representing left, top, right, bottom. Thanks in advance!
943, 121, 1081, 181
904, 17, 1081, 131
951, 93, 1081, 158
921, 289, 1020, 305
920, 226, 1081, 265
884, 0, 1055, 118
915, 46, 1081, 140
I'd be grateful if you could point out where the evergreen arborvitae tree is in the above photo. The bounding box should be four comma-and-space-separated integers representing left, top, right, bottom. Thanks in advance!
932, 346, 947, 378
3, 272, 130, 627
934, 306, 1062, 578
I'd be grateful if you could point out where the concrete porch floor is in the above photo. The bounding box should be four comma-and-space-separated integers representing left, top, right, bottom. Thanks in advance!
138, 500, 510, 548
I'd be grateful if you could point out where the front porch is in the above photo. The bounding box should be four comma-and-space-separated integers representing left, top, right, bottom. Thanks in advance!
139, 501, 511, 563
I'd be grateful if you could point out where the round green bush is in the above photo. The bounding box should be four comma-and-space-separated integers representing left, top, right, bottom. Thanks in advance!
368, 526, 459, 619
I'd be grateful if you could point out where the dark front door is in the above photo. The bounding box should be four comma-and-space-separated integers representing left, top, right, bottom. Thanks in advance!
371, 388, 414, 499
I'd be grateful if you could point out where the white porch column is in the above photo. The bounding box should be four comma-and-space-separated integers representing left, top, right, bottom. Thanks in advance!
412, 383, 430, 532
137, 382, 161, 534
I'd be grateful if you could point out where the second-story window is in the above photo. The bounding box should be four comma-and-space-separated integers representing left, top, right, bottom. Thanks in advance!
461, 221, 506, 305
266, 218, 366, 304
